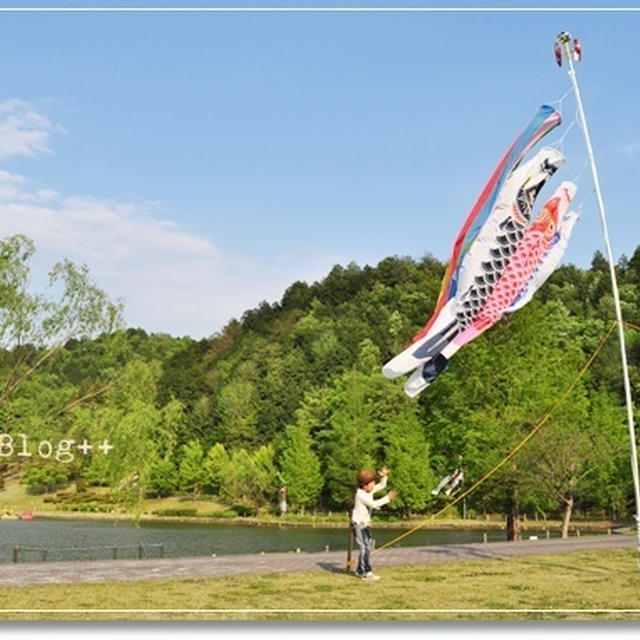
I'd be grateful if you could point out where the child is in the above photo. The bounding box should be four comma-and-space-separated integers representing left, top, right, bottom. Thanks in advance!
350, 465, 397, 580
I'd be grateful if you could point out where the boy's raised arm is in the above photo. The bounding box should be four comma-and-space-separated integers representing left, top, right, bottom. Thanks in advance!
373, 466, 389, 493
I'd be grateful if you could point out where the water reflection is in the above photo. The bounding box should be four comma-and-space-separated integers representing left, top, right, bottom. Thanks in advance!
0, 517, 568, 563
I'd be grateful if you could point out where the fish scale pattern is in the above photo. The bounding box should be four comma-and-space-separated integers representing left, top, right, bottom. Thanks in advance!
453, 162, 558, 330
473, 229, 549, 328
456, 217, 527, 328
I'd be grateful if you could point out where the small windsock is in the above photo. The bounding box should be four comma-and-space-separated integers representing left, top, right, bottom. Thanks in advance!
573, 38, 582, 62
554, 41, 562, 66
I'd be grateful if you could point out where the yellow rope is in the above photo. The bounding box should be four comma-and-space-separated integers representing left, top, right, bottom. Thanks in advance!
374, 320, 618, 553
623, 320, 640, 333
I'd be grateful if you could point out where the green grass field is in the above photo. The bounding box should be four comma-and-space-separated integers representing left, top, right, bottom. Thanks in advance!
0, 548, 639, 621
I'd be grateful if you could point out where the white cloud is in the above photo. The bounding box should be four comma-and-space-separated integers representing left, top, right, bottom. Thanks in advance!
0, 101, 341, 339
0, 178, 223, 336
0, 99, 63, 159
0, 168, 337, 339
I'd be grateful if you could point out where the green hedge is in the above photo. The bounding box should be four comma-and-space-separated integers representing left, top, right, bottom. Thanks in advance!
152, 508, 198, 517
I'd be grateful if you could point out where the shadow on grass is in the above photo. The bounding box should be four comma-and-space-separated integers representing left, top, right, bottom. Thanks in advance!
376, 543, 504, 564
315, 561, 351, 575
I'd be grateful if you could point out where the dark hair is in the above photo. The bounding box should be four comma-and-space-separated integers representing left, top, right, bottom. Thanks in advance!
357, 469, 376, 488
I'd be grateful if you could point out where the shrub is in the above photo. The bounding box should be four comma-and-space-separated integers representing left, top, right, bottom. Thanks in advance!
232, 504, 256, 517
212, 509, 239, 519
152, 508, 198, 517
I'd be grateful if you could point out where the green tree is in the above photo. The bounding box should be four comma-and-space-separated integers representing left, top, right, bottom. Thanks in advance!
216, 377, 258, 449
322, 367, 378, 507
178, 439, 207, 496
148, 455, 177, 497
0, 235, 122, 403
277, 424, 323, 512
219, 448, 256, 510
203, 442, 229, 495
21, 461, 69, 494
215, 446, 277, 511
0, 235, 123, 493
384, 420, 435, 518
252, 444, 278, 509
423, 301, 593, 539
519, 389, 627, 535
321, 339, 425, 509
69, 360, 178, 508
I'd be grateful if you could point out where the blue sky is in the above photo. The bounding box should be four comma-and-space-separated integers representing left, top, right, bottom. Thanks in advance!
1, 4, 639, 338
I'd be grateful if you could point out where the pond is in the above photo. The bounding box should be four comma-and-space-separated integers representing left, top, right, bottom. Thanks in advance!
0, 517, 572, 563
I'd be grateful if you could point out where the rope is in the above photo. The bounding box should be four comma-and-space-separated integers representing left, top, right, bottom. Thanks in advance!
548, 119, 576, 154
573, 159, 589, 184
374, 320, 618, 553
549, 88, 573, 119
546, 89, 576, 153
623, 321, 640, 334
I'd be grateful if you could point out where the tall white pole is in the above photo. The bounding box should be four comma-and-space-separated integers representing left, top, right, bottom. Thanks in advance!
556, 31, 640, 565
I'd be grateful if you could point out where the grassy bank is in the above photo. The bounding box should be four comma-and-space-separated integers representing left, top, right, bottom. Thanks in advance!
0, 548, 639, 621
1, 477, 620, 532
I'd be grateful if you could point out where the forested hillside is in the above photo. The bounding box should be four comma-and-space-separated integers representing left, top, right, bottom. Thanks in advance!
2, 234, 640, 534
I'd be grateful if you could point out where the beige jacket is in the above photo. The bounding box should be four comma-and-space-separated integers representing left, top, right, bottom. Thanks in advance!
350, 475, 389, 526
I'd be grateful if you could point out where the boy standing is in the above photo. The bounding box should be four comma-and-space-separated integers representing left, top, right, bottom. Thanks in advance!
350, 465, 397, 580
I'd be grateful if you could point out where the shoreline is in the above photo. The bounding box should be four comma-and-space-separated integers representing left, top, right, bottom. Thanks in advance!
6, 509, 625, 533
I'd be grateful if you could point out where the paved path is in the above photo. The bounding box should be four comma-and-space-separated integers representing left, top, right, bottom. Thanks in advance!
0, 534, 635, 587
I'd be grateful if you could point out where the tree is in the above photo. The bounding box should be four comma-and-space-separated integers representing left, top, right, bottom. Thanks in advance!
277, 423, 323, 512
519, 389, 627, 536
0, 234, 123, 494
21, 461, 69, 494
148, 455, 177, 497
251, 343, 310, 445
219, 448, 256, 510
178, 440, 207, 496
322, 367, 378, 507
384, 420, 435, 518
252, 444, 278, 509
216, 377, 259, 449
73, 360, 164, 508
321, 339, 426, 510
423, 301, 592, 540
3, 239, 637, 525
0, 235, 122, 403
203, 442, 229, 495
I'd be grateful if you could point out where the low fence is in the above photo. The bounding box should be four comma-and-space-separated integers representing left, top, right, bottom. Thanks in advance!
11, 542, 165, 563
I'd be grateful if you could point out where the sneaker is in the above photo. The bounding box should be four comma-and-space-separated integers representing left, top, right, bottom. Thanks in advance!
363, 572, 381, 581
